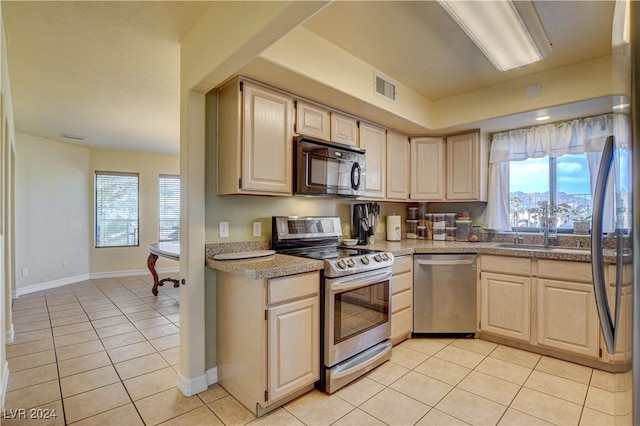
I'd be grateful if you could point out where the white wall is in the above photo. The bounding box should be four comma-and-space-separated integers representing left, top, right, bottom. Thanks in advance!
15, 133, 90, 292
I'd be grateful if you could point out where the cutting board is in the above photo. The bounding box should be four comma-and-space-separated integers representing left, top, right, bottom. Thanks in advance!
213, 250, 276, 260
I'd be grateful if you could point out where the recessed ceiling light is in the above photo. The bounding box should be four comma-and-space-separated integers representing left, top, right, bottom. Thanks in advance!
60, 133, 87, 141
535, 116, 551, 121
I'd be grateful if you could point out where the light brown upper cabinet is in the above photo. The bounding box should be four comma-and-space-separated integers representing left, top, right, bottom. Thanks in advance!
446, 130, 489, 201
330, 112, 359, 146
295, 100, 330, 141
217, 78, 294, 195
294, 100, 358, 146
386, 131, 410, 200
359, 122, 386, 199
410, 137, 445, 201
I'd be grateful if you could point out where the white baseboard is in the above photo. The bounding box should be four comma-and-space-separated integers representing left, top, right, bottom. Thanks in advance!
16, 273, 91, 297
206, 367, 218, 385
177, 371, 209, 397
5, 323, 14, 344
14, 267, 180, 297
1, 360, 9, 410
90, 267, 179, 280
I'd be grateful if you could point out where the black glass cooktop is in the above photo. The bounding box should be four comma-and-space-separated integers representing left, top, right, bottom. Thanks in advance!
291, 247, 380, 261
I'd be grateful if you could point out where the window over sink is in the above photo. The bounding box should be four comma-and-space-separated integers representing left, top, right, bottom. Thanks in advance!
485, 113, 630, 234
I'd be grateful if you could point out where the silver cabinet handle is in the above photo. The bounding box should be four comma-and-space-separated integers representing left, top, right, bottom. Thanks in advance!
591, 135, 619, 354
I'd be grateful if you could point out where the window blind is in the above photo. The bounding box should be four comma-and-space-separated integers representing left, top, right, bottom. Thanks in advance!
95, 171, 139, 247
159, 175, 180, 242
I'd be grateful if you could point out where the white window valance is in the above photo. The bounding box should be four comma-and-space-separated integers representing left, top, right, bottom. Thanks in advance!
489, 113, 618, 163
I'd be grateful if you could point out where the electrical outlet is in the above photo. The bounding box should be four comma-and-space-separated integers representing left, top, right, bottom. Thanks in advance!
219, 221, 229, 238
253, 222, 261, 237
63, 261, 68, 270
22, 267, 28, 277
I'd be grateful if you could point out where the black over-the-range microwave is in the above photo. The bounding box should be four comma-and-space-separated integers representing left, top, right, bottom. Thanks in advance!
294, 135, 366, 197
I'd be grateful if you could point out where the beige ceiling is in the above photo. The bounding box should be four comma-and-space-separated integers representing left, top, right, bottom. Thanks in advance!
2, 1, 616, 154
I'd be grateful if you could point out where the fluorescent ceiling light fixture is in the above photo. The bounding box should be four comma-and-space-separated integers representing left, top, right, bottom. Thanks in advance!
438, 0, 552, 72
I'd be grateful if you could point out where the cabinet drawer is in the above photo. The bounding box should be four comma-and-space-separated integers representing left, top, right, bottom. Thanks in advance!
268, 272, 319, 305
391, 307, 412, 339
393, 255, 412, 275
481, 255, 530, 276
538, 260, 592, 283
392, 289, 412, 313
392, 272, 412, 295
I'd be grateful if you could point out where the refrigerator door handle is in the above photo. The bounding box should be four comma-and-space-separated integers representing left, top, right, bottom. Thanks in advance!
591, 135, 619, 354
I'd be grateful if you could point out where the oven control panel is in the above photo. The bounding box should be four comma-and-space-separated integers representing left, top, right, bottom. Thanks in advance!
326, 252, 394, 277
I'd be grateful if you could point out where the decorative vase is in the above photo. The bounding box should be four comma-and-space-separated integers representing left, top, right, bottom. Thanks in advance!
573, 221, 590, 235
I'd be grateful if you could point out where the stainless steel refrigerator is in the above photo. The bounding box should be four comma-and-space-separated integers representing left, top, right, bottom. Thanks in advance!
593, 1, 638, 423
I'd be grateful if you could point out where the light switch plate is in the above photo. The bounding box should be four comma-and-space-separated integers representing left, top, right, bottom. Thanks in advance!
219, 221, 229, 238
253, 222, 261, 237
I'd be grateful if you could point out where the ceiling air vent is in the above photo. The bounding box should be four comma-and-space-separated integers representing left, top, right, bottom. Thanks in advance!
61, 133, 87, 141
374, 73, 397, 103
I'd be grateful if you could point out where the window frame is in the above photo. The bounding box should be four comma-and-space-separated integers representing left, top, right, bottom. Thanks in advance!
94, 171, 140, 248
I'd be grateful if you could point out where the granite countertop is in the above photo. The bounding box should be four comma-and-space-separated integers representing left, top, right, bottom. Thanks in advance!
361, 239, 619, 263
206, 254, 323, 280
205, 241, 323, 280
206, 239, 622, 280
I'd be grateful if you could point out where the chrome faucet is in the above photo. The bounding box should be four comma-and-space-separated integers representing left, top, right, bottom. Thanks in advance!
514, 232, 524, 245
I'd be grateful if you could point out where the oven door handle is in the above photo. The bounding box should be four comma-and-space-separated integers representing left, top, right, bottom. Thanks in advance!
329, 270, 391, 292
330, 340, 392, 380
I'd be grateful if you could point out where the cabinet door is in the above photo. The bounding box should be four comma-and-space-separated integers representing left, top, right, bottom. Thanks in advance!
410, 137, 445, 200
267, 296, 319, 403
537, 278, 599, 358
446, 132, 478, 200
296, 100, 330, 140
480, 272, 531, 342
602, 264, 633, 363
359, 122, 386, 199
330, 112, 358, 146
386, 131, 410, 200
242, 83, 293, 194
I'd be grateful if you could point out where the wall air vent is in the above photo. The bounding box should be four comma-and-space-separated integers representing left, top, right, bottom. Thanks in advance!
374, 72, 397, 103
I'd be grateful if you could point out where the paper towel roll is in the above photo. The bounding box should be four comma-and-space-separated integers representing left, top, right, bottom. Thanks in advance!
386, 215, 401, 241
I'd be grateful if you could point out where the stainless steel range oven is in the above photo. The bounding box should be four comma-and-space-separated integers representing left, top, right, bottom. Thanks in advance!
272, 216, 393, 393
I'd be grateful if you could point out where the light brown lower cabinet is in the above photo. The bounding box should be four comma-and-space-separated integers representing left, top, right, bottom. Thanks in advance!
481, 271, 531, 342
217, 271, 320, 416
536, 277, 599, 357
391, 255, 413, 344
479, 255, 632, 367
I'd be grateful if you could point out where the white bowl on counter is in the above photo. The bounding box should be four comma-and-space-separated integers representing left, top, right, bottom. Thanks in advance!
342, 239, 359, 246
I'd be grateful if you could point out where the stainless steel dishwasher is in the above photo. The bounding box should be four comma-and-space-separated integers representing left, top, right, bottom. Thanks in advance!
413, 254, 477, 334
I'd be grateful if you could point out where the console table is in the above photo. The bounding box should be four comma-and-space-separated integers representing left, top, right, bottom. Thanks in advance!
147, 241, 180, 296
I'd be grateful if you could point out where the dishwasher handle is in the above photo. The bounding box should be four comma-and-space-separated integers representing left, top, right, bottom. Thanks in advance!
416, 259, 474, 266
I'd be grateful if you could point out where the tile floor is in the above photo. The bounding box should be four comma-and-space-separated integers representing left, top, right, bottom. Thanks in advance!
2, 275, 626, 425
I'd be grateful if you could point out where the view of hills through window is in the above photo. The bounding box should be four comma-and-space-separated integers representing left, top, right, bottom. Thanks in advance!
509, 155, 592, 230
